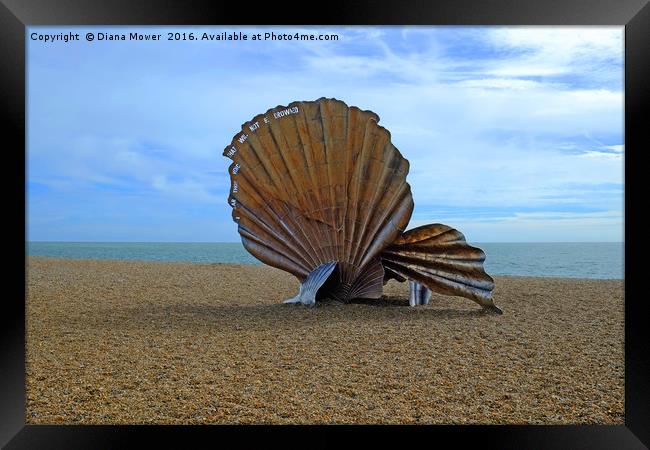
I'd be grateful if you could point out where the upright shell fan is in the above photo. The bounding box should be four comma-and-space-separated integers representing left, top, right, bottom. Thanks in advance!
223, 98, 501, 313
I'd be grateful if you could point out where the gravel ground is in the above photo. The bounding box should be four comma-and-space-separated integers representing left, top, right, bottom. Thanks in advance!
26, 257, 624, 424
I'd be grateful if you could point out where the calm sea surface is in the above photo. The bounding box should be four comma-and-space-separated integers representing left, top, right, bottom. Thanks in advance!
27, 242, 623, 280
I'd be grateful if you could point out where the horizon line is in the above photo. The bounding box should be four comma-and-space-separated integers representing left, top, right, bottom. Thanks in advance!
27, 240, 625, 244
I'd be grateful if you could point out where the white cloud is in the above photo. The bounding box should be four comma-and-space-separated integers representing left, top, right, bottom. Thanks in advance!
151, 174, 218, 203
455, 78, 550, 90
489, 27, 622, 57
27, 26, 624, 241
486, 27, 623, 79
409, 210, 623, 242
578, 151, 623, 160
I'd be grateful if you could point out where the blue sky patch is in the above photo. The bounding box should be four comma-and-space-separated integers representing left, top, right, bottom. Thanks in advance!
27, 26, 623, 242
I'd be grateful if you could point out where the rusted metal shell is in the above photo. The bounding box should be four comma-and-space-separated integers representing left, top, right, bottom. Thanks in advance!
224, 98, 413, 302
382, 224, 501, 313
223, 97, 499, 312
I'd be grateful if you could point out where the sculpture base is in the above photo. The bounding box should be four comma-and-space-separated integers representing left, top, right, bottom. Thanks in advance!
408, 280, 431, 306
283, 262, 337, 307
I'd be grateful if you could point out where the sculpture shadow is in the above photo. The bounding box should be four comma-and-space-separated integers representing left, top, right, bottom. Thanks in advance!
90, 298, 492, 334
347, 296, 409, 307
345, 296, 490, 318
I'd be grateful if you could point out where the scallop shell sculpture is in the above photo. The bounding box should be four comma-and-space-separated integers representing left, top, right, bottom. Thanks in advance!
223, 98, 501, 314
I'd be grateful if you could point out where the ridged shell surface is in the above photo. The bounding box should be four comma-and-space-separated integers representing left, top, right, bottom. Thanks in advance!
223, 98, 414, 300
381, 223, 499, 311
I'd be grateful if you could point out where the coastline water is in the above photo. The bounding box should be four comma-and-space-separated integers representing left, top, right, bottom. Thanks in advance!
27, 241, 623, 279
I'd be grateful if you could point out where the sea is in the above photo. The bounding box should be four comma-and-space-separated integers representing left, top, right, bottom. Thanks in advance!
26, 242, 624, 280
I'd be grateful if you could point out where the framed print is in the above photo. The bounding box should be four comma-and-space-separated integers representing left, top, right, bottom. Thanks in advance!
3, 0, 649, 448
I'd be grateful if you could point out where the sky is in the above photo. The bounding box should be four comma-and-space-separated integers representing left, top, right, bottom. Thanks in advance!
27, 26, 624, 242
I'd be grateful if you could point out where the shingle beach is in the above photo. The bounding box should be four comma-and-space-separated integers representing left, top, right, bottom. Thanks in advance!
26, 257, 624, 424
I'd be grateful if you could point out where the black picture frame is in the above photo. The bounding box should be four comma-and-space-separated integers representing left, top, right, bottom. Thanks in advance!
4, 0, 648, 448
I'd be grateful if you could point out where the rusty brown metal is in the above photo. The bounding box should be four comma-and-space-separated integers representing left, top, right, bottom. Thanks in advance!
223, 97, 499, 312
382, 224, 500, 313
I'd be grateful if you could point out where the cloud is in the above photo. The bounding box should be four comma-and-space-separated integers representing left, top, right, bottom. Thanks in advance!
27, 26, 623, 242
151, 175, 219, 203
455, 78, 551, 90
486, 27, 622, 81
409, 210, 623, 242
489, 27, 622, 58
